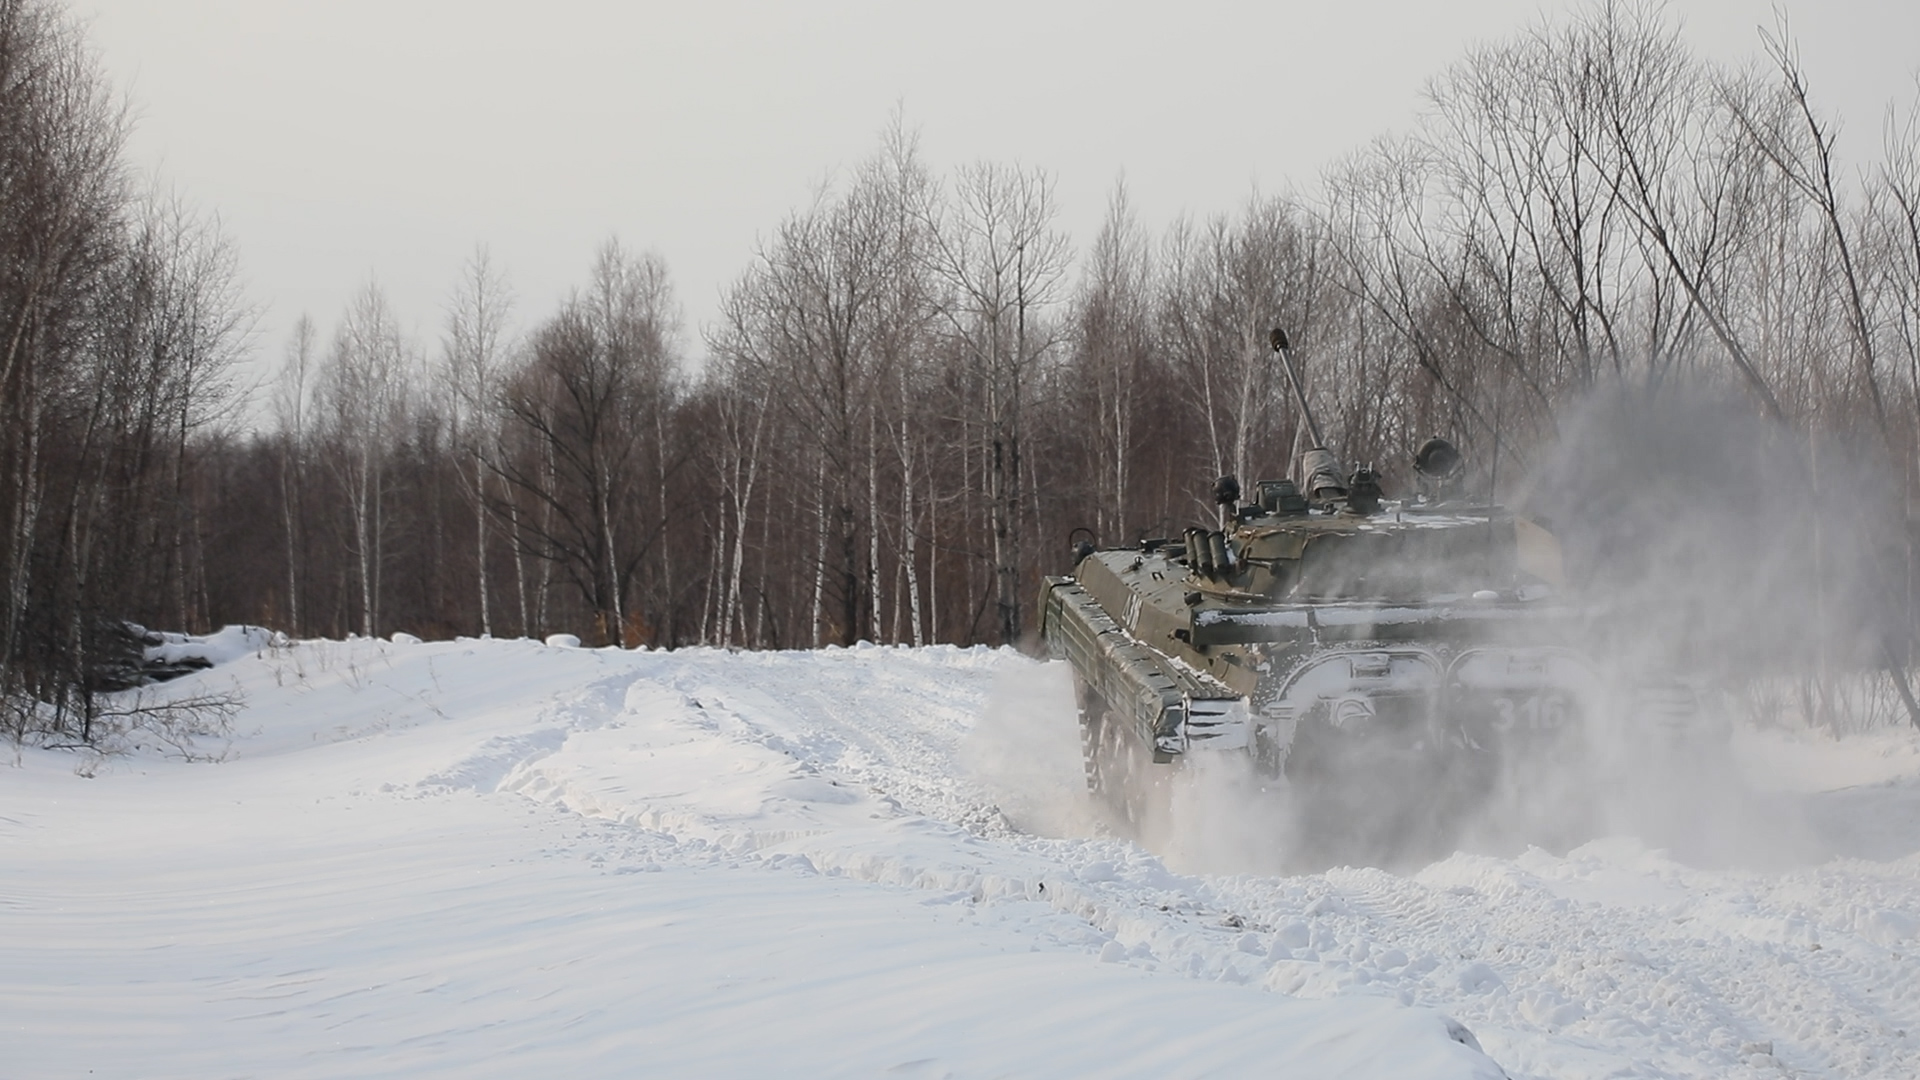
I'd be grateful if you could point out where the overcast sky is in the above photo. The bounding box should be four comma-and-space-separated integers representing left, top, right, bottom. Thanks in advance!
74, 0, 1920, 375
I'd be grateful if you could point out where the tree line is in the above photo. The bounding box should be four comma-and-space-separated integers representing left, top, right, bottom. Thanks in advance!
7, 0, 1920, 744
1, 0, 248, 742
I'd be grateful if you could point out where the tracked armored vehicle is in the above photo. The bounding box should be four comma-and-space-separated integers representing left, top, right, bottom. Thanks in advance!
1039, 330, 1596, 850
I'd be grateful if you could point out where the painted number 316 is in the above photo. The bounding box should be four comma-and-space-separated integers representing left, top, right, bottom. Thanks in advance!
1489, 694, 1567, 732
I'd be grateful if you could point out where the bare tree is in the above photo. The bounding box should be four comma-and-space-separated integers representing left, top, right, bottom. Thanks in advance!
1577, 3, 1785, 419
924, 161, 1071, 644
1158, 196, 1326, 494
440, 247, 514, 637
1, 1, 253, 743
1071, 180, 1155, 540
319, 283, 412, 638
495, 241, 679, 646
127, 192, 252, 630
1726, 20, 1892, 439
742, 165, 904, 644
272, 315, 317, 636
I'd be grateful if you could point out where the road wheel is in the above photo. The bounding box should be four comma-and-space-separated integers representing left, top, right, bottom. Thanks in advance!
1073, 676, 1104, 796
1101, 707, 1174, 841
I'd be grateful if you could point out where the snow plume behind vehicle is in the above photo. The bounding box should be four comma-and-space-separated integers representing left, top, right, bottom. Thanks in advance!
1032, 389, 1910, 875
1234, 388, 1908, 872
1524, 389, 1906, 707
960, 660, 1099, 838
1454, 388, 1904, 869
965, 663, 1309, 873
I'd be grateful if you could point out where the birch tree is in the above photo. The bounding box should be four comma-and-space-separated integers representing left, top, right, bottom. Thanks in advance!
320, 284, 412, 638
272, 316, 317, 636
925, 161, 1071, 644
441, 247, 514, 637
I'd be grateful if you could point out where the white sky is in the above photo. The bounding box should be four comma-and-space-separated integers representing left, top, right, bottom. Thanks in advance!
73, 0, 1920, 376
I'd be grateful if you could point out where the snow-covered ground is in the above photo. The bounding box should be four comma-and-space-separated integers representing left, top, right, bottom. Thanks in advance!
6, 636, 1919, 1078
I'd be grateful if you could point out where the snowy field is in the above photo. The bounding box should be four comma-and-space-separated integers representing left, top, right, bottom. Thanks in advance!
6, 636, 1920, 1078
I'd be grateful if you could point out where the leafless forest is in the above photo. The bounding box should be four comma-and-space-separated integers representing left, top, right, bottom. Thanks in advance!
6, 0, 1920, 743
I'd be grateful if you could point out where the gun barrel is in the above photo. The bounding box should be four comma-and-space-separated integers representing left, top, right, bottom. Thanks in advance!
1270, 327, 1326, 449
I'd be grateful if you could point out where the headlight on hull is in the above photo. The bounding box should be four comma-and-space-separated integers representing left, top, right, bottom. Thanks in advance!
1153, 702, 1187, 757
1182, 695, 1252, 752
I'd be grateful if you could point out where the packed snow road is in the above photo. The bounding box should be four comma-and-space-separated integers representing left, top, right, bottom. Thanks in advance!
5, 636, 1919, 1078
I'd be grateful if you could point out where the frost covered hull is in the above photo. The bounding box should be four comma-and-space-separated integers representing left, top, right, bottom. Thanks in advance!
1190, 599, 1574, 646
1038, 576, 1248, 762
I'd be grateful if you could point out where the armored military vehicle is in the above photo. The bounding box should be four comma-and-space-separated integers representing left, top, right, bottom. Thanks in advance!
1039, 330, 1596, 851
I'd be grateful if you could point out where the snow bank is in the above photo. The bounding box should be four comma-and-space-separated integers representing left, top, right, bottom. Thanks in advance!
141, 623, 276, 668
